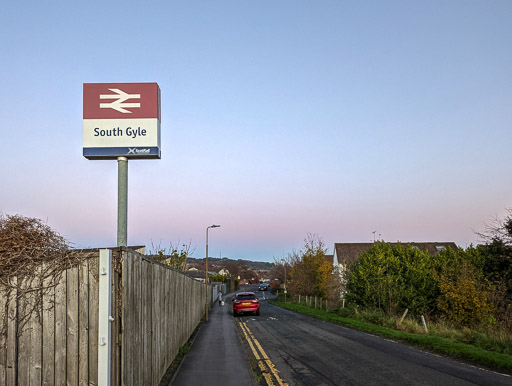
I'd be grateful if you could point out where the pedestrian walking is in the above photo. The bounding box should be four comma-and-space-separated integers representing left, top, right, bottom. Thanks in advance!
218, 291, 223, 306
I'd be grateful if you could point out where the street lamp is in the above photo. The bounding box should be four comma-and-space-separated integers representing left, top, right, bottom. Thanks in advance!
282, 259, 287, 303
205, 224, 220, 321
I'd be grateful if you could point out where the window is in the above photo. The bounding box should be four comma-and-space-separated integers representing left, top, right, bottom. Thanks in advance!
236, 294, 256, 300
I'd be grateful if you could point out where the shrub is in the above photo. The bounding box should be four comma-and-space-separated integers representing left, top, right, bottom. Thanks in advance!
437, 262, 494, 327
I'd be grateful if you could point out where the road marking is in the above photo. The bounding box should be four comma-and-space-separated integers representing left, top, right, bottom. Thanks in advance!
240, 321, 288, 386
239, 321, 275, 385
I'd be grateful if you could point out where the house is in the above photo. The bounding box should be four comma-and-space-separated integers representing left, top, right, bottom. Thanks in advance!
324, 255, 334, 265
218, 268, 230, 276
332, 241, 458, 270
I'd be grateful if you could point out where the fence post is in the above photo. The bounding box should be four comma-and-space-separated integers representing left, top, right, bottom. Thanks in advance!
399, 309, 409, 325
98, 249, 113, 386
298, 294, 301, 305
421, 315, 429, 334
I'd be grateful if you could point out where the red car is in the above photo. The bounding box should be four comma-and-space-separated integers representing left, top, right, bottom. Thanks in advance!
232, 292, 260, 316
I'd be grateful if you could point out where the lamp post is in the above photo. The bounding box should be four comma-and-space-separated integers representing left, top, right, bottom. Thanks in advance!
205, 224, 220, 321
281, 258, 287, 303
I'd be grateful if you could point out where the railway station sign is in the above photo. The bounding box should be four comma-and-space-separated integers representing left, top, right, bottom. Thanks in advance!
83, 83, 161, 159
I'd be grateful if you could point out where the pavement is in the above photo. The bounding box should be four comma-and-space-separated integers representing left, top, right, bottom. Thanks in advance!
170, 294, 255, 386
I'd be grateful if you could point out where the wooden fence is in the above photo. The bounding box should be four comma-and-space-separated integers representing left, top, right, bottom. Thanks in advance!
0, 247, 207, 385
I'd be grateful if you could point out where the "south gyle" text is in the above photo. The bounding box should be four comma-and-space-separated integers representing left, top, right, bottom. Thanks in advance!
93, 127, 147, 138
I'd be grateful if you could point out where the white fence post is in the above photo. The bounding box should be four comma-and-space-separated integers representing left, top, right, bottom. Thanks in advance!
98, 249, 112, 386
421, 315, 429, 334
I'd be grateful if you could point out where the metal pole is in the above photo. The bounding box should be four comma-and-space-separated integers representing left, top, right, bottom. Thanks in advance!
284, 261, 287, 303
205, 228, 209, 321
117, 157, 128, 247
204, 224, 219, 322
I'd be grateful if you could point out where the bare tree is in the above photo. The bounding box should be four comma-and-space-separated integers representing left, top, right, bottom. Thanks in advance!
148, 239, 196, 271
0, 214, 85, 337
476, 208, 512, 245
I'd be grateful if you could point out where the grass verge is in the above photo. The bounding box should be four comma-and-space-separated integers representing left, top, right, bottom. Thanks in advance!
271, 300, 512, 375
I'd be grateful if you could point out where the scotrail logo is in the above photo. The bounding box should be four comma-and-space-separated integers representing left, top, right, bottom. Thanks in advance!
128, 148, 150, 155
99, 89, 141, 113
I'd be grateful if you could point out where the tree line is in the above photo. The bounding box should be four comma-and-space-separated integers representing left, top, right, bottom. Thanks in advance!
276, 212, 512, 331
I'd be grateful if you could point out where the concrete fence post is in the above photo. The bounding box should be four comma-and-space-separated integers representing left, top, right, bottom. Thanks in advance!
421, 315, 429, 334
98, 249, 112, 386
399, 309, 409, 325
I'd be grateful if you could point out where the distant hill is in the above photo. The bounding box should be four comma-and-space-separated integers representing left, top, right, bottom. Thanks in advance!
187, 257, 274, 271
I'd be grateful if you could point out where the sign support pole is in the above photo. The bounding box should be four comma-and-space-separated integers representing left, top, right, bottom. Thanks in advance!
117, 156, 128, 247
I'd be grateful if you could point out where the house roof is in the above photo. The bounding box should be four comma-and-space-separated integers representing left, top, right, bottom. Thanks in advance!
334, 242, 458, 265
324, 255, 334, 264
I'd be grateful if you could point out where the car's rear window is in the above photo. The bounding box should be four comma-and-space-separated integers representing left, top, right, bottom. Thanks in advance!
236, 294, 256, 300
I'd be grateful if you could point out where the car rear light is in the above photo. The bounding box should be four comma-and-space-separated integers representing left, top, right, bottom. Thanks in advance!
252, 300, 258, 303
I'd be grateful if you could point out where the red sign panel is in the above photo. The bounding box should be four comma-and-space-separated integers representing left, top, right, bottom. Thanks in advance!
83, 83, 160, 120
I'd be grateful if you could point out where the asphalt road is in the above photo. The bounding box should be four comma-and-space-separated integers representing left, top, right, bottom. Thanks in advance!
235, 284, 512, 386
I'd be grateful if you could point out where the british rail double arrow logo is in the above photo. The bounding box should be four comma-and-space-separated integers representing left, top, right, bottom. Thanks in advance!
99, 88, 141, 113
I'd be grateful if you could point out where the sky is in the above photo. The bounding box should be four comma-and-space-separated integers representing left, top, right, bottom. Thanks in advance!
1, 1, 511, 262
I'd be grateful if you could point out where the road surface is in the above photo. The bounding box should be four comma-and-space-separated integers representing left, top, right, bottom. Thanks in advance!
234, 284, 511, 386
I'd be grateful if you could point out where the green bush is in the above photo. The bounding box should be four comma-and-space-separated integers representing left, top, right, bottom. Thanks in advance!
346, 242, 443, 315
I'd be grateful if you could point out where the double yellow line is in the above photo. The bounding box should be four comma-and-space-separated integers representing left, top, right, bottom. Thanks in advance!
239, 320, 288, 386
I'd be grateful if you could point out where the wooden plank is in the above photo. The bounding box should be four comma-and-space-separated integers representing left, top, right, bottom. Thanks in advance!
132, 252, 141, 386
78, 261, 89, 386
129, 252, 136, 386
6, 280, 17, 386
180, 273, 186, 346
29, 274, 43, 386
67, 265, 79, 386
88, 255, 99, 386
154, 264, 165, 383
142, 261, 152, 386
162, 267, 168, 373
17, 278, 32, 386
162, 266, 168, 381
54, 271, 67, 386
169, 270, 175, 360
151, 264, 160, 385
0, 285, 7, 385
121, 251, 132, 386
179, 273, 186, 346
169, 271, 176, 358
42, 267, 55, 386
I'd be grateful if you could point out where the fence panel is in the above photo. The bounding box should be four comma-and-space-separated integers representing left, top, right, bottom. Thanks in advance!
0, 253, 100, 386
1, 248, 205, 386
120, 250, 205, 386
